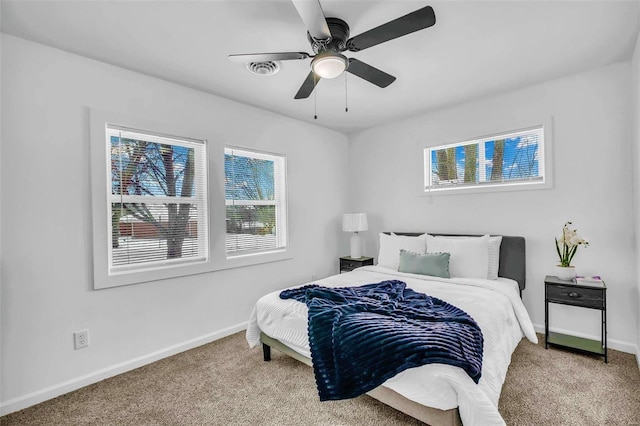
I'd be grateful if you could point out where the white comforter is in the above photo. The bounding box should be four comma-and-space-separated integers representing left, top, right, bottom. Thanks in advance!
246, 265, 537, 426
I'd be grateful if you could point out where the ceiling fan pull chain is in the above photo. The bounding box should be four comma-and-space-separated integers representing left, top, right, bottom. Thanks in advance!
344, 72, 349, 112
314, 73, 318, 119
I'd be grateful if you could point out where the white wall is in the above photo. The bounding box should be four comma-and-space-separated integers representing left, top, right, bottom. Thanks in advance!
0, 35, 349, 413
348, 62, 637, 353
632, 23, 640, 365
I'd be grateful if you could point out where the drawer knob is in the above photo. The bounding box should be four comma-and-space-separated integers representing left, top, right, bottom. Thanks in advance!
568, 292, 579, 298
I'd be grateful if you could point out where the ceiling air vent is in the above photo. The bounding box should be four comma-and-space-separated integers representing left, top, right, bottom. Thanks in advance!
246, 61, 280, 76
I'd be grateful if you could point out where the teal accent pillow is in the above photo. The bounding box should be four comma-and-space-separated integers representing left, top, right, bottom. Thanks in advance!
398, 250, 450, 278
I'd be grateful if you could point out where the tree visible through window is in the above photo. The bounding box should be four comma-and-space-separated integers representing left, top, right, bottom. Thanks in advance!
225, 148, 287, 256
108, 125, 208, 272
425, 126, 545, 192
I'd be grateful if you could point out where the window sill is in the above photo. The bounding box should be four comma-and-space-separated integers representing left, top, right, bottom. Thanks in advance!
422, 179, 551, 197
95, 249, 292, 290
224, 249, 291, 269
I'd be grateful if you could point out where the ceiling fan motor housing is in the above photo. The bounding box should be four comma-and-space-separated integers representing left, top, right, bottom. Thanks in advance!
308, 17, 350, 54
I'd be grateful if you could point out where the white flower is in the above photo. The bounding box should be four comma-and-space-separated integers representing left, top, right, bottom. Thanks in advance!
555, 221, 589, 267
563, 227, 576, 241
569, 234, 585, 246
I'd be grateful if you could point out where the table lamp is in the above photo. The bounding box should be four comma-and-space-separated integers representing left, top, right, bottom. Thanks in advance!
342, 213, 368, 259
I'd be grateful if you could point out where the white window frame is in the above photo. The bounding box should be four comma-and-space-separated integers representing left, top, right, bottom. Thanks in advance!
224, 147, 288, 257
424, 124, 552, 195
91, 110, 212, 289
106, 125, 209, 275
90, 110, 292, 289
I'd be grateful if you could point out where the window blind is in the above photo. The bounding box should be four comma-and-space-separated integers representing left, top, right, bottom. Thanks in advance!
107, 125, 208, 273
224, 147, 287, 256
425, 126, 545, 192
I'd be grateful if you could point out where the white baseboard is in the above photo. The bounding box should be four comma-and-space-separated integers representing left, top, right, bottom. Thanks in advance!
532, 323, 637, 355
3, 322, 635, 416
0, 322, 247, 416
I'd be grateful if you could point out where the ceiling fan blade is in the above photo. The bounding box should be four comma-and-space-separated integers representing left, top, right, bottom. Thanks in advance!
346, 58, 395, 88
346, 6, 436, 52
294, 71, 321, 99
291, 0, 331, 41
228, 52, 310, 63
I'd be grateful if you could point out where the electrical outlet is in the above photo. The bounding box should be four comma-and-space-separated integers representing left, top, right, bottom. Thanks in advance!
311, 273, 317, 281
74, 329, 89, 350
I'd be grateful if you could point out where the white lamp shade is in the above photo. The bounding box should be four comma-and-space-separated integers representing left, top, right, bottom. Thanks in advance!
342, 213, 368, 232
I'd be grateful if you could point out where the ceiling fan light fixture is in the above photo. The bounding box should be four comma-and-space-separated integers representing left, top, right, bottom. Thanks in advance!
311, 52, 348, 79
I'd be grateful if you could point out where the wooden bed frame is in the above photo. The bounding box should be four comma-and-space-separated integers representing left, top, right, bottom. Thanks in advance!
260, 233, 526, 426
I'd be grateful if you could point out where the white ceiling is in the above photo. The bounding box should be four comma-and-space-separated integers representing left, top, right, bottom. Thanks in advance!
2, 0, 639, 134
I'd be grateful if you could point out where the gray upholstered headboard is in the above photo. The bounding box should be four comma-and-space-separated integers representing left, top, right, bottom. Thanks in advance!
387, 233, 526, 292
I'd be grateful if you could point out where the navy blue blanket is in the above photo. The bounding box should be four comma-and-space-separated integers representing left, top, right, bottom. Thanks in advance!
280, 280, 483, 401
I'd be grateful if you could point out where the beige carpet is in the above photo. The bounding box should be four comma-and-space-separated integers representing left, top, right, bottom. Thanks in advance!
2, 332, 639, 425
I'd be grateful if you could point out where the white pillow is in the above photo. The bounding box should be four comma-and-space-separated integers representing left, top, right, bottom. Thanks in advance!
487, 236, 502, 280
424, 235, 502, 279
425, 234, 490, 279
378, 233, 427, 270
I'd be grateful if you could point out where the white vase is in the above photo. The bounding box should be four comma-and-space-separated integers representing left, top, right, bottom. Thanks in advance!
556, 265, 576, 281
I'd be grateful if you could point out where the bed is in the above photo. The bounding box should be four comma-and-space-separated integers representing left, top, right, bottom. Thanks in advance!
246, 233, 537, 426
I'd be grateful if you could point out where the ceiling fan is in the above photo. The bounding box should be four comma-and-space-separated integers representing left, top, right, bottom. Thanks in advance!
229, 1, 436, 99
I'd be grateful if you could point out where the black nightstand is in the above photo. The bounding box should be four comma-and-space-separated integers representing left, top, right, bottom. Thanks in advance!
339, 256, 374, 273
544, 275, 607, 363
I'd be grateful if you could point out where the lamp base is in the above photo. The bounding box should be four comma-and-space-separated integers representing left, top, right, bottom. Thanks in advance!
350, 233, 362, 259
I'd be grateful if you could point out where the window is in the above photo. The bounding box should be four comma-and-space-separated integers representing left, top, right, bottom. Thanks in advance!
107, 125, 208, 274
224, 147, 287, 256
424, 126, 545, 193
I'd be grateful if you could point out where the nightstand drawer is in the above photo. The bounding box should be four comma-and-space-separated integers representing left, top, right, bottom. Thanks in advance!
339, 256, 374, 273
546, 284, 604, 309
342, 260, 360, 270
